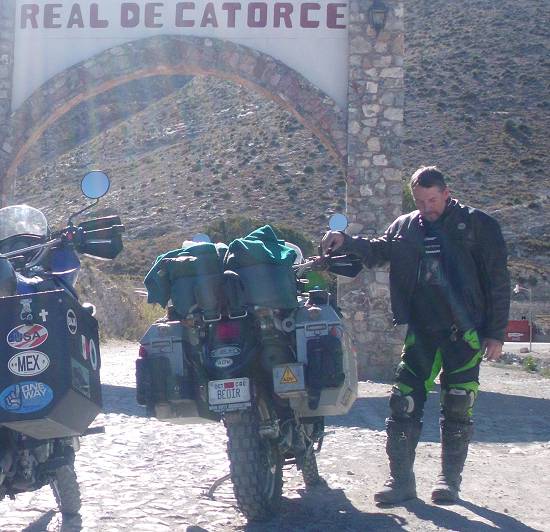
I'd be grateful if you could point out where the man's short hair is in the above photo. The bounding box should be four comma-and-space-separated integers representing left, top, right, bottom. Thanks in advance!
409, 166, 447, 190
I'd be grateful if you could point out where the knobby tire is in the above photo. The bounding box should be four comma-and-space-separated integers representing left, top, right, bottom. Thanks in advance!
301, 446, 321, 488
225, 408, 283, 521
50, 464, 81, 515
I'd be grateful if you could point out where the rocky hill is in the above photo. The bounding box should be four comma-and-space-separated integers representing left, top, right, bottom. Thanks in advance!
403, 0, 549, 293
11, 0, 550, 335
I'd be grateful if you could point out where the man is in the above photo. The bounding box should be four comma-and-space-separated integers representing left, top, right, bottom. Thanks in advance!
321, 166, 510, 504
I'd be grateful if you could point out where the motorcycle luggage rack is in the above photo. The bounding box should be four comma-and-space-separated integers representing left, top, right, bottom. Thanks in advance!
202, 313, 222, 323
229, 310, 247, 319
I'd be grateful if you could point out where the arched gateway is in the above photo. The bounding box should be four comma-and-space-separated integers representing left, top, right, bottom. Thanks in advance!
0, 0, 405, 379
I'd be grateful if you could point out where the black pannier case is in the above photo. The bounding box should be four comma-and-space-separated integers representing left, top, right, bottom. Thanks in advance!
0, 289, 102, 439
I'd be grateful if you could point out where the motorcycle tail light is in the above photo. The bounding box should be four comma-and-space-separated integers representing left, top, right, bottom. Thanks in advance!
215, 320, 241, 342
138, 345, 148, 358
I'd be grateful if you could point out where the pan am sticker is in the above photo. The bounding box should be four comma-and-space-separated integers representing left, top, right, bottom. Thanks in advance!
8, 351, 50, 377
7, 324, 48, 349
0, 382, 54, 413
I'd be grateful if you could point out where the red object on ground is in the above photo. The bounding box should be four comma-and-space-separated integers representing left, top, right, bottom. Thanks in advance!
505, 320, 531, 342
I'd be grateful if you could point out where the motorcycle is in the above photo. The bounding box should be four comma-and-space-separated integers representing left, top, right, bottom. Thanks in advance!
137, 215, 362, 521
0, 171, 124, 514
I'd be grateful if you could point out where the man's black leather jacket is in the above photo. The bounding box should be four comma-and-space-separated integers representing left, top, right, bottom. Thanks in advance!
341, 199, 510, 342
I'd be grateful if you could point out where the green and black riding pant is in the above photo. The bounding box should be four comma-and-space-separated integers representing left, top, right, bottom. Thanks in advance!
390, 326, 483, 424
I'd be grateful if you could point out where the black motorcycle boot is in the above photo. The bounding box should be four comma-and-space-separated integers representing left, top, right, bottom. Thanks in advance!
431, 419, 473, 503
374, 418, 422, 504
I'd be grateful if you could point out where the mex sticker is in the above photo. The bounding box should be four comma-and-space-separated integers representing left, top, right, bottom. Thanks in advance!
8, 350, 50, 377
7, 324, 48, 350
0, 381, 54, 413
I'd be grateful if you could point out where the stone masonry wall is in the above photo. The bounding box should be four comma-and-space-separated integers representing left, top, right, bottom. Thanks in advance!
0, 0, 405, 380
0, 0, 15, 204
344, 0, 405, 380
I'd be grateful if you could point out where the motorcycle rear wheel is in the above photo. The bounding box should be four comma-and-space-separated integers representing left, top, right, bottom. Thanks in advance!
50, 464, 81, 515
301, 446, 321, 488
225, 401, 283, 521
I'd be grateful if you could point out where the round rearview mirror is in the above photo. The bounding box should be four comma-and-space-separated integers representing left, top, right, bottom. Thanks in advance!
328, 213, 348, 232
81, 171, 110, 199
192, 233, 211, 243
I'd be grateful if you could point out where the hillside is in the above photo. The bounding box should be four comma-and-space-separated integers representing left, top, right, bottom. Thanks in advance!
12, 0, 550, 315
403, 0, 549, 290
17, 75, 346, 278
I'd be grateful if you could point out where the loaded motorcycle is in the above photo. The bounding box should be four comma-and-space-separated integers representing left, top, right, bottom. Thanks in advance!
137, 215, 361, 521
0, 171, 124, 514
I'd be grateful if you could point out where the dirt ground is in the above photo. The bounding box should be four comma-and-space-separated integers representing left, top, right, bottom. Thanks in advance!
1, 341, 549, 531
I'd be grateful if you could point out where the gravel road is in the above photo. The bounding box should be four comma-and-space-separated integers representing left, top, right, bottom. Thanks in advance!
1, 340, 549, 532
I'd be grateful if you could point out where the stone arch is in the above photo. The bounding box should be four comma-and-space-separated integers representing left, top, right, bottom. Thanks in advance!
1, 34, 346, 201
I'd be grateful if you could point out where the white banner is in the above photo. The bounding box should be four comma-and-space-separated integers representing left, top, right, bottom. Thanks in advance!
13, 0, 349, 110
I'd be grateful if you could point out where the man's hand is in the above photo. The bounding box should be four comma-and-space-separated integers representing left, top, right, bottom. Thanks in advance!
321, 231, 345, 255
483, 338, 503, 361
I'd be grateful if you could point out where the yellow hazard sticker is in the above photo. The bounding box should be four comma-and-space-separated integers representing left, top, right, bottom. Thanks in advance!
281, 367, 298, 385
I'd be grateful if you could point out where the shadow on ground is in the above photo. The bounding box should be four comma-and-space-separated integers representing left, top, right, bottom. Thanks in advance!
101, 380, 550, 443
101, 384, 146, 417
329, 386, 550, 444
241, 481, 407, 532
403, 498, 539, 532
22, 510, 82, 532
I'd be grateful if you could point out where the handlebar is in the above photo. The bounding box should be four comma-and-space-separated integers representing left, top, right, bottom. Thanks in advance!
0, 216, 124, 265
0, 237, 61, 261
294, 254, 362, 278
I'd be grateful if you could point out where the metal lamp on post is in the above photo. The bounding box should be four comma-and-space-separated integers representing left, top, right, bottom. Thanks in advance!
513, 283, 533, 352
368, 0, 389, 36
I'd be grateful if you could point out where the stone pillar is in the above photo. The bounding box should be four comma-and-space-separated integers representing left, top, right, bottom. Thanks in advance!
343, 0, 405, 380
0, 0, 15, 204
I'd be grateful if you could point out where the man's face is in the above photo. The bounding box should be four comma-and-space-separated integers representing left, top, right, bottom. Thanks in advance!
412, 185, 450, 222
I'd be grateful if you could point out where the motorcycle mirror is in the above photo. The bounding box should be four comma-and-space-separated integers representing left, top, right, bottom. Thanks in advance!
328, 213, 348, 232
81, 171, 110, 199
192, 233, 211, 243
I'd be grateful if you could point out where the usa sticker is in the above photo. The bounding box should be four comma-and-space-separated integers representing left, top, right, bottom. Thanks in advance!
81, 335, 98, 371
0, 381, 54, 414
7, 324, 48, 350
8, 351, 50, 377
67, 309, 77, 335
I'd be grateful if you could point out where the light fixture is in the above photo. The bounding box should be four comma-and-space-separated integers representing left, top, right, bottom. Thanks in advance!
368, 0, 388, 36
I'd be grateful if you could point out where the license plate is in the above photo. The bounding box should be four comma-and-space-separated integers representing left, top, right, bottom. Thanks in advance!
208, 378, 251, 411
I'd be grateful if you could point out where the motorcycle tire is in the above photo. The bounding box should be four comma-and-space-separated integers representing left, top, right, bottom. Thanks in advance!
50, 464, 81, 515
301, 446, 321, 488
225, 403, 283, 521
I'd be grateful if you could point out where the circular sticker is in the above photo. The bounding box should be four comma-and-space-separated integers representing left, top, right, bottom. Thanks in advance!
0, 381, 54, 413
8, 351, 50, 377
67, 309, 78, 335
6, 324, 48, 350
89, 338, 98, 371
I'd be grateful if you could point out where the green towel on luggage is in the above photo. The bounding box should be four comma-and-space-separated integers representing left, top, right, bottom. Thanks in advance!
225, 225, 297, 269
224, 225, 298, 308
144, 242, 227, 307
